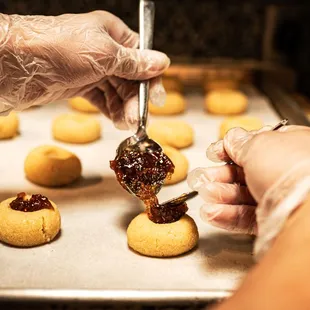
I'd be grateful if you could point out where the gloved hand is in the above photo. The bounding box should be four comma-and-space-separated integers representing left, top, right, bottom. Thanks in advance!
0, 11, 169, 129
187, 125, 310, 259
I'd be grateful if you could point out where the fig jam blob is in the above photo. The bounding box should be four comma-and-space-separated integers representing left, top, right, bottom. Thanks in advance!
146, 196, 188, 224
10, 192, 53, 212
110, 149, 174, 199
110, 149, 188, 224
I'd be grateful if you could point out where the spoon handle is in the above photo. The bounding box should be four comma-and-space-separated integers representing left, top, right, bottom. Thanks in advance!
138, 0, 155, 131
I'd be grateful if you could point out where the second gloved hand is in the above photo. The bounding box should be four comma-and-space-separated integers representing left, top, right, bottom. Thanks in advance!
0, 11, 169, 129
187, 125, 310, 259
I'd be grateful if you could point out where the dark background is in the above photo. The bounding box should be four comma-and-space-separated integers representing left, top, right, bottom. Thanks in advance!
0, 0, 266, 60
0, 0, 309, 91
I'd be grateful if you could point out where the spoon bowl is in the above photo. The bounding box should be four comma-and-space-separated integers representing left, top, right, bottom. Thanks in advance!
115, 135, 164, 196
115, 127, 162, 160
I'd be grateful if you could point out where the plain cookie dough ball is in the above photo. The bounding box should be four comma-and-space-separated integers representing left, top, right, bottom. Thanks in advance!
220, 116, 263, 139
205, 90, 248, 115
149, 92, 186, 115
25, 145, 82, 187
0, 195, 61, 247
0, 112, 19, 139
68, 97, 99, 113
147, 120, 194, 149
163, 145, 188, 185
52, 113, 101, 144
127, 212, 198, 257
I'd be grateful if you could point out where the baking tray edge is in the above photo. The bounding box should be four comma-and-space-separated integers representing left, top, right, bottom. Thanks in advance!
0, 289, 232, 304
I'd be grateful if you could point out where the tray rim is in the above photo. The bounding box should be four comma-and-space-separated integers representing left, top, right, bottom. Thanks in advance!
0, 288, 232, 303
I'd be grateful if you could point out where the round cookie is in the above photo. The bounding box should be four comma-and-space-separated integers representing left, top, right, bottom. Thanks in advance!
68, 97, 99, 113
205, 79, 239, 92
220, 116, 263, 139
163, 145, 189, 185
52, 113, 101, 144
205, 90, 248, 115
127, 212, 198, 257
147, 120, 194, 149
162, 76, 182, 92
0, 194, 61, 247
25, 145, 82, 187
149, 92, 186, 115
0, 112, 19, 139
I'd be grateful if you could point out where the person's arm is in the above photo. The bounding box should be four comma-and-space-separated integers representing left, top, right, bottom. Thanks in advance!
213, 194, 310, 310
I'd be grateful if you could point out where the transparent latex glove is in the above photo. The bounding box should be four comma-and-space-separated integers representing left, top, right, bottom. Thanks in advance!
187, 125, 310, 259
0, 11, 169, 129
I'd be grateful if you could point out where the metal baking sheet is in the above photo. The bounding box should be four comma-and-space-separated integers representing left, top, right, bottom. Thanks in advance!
0, 85, 280, 303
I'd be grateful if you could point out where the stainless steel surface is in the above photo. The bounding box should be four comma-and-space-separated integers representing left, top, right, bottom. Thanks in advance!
0, 85, 279, 303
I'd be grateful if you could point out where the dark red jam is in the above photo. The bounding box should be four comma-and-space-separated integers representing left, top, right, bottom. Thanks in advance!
110, 149, 188, 224
10, 192, 53, 212
146, 196, 188, 224
110, 149, 174, 199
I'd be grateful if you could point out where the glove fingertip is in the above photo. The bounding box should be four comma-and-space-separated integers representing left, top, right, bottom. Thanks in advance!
149, 83, 166, 107
187, 168, 208, 190
206, 140, 229, 163
224, 127, 249, 142
142, 50, 170, 72
126, 118, 138, 132
114, 48, 170, 80
113, 117, 129, 131
137, 50, 170, 79
223, 127, 252, 165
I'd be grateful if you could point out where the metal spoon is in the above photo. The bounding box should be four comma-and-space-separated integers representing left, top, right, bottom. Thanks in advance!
114, 0, 164, 196
162, 119, 289, 207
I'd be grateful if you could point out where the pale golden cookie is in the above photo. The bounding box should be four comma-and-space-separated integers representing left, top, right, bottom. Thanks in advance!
220, 116, 263, 139
127, 212, 198, 257
205, 90, 248, 115
68, 97, 99, 113
163, 145, 188, 185
149, 92, 186, 115
162, 76, 182, 92
25, 145, 82, 187
52, 113, 101, 144
147, 120, 194, 149
205, 79, 239, 91
0, 112, 19, 139
0, 195, 61, 247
